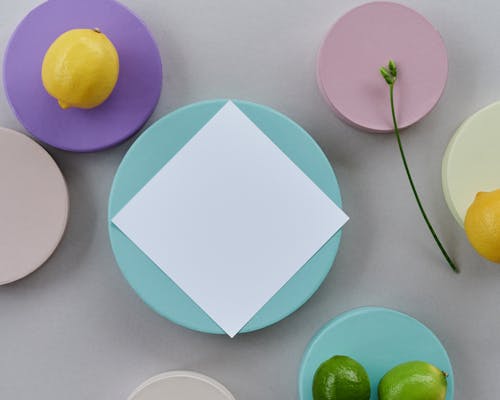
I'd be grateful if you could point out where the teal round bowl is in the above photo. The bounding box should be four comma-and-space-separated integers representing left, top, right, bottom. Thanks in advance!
299, 307, 454, 399
108, 99, 343, 334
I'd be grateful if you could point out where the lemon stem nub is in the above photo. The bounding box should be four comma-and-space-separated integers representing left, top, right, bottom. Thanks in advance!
442, 371, 449, 379
93, 28, 101, 34
58, 100, 70, 109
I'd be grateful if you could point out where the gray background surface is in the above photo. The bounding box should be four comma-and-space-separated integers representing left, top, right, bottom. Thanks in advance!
0, 1, 499, 399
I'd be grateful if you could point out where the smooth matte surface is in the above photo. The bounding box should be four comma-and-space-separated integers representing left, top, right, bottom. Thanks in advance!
442, 101, 500, 225
0, 1, 499, 399
3, 0, 162, 152
318, 2, 448, 132
299, 307, 454, 400
127, 371, 235, 400
0, 127, 68, 284
109, 99, 343, 335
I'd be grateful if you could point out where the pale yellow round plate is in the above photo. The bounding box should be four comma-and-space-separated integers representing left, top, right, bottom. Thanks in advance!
442, 101, 500, 226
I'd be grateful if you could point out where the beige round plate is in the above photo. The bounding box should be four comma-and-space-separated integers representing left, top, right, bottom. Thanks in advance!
127, 371, 236, 400
0, 128, 68, 284
442, 102, 500, 226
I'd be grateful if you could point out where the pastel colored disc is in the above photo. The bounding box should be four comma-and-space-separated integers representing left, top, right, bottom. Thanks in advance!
0, 128, 68, 284
317, 2, 448, 132
109, 99, 343, 334
3, 0, 162, 152
127, 371, 235, 400
299, 307, 454, 400
442, 101, 500, 225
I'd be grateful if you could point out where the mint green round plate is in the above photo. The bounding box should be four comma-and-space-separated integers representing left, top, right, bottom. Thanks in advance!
299, 307, 454, 399
108, 99, 343, 334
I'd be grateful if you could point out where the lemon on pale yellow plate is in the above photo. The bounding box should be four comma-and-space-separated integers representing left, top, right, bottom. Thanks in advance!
464, 189, 500, 263
41, 28, 119, 109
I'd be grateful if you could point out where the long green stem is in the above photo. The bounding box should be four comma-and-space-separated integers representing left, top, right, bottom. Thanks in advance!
389, 83, 459, 273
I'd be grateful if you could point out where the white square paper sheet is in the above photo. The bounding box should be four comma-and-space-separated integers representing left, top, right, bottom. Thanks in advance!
112, 101, 349, 337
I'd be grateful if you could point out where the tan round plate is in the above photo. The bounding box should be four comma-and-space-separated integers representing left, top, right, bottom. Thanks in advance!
0, 128, 68, 284
127, 371, 236, 400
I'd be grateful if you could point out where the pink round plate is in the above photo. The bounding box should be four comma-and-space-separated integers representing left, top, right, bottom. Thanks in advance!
317, 1, 448, 132
0, 128, 68, 284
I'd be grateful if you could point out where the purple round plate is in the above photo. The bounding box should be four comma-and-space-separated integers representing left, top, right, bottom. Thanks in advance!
3, 0, 163, 152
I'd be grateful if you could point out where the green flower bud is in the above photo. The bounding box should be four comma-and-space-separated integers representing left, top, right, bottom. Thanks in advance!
388, 59, 397, 78
380, 67, 394, 85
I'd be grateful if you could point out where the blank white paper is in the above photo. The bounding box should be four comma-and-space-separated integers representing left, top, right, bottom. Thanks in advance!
112, 101, 349, 337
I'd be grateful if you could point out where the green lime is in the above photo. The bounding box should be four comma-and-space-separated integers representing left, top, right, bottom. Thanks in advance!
312, 355, 370, 400
378, 361, 448, 400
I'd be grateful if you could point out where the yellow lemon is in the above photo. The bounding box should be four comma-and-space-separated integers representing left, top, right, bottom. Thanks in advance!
41, 28, 119, 109
464, 189, 500, 263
